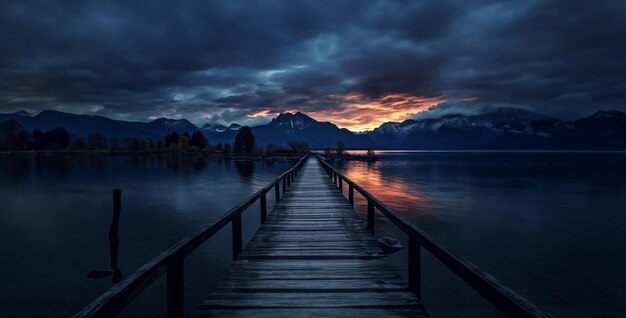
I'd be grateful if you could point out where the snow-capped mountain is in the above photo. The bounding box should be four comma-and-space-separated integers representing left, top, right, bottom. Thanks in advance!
369, 108, 626, 149
269, 112, 316, 133
202, 112, 376, 149
373, 108, 557, 139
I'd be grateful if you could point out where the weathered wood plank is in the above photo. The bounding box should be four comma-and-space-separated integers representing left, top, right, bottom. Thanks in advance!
196, 308, 427, 318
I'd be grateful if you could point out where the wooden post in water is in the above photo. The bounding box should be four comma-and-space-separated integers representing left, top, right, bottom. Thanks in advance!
367, 198, 375, 234
275, 183, 280, 202
110, 189, 121, 273
167, 255, 184, 318
260, 192, 267, 223
408, 236, 422, 299
232, 215, 242, 260
349, 185, 354, 206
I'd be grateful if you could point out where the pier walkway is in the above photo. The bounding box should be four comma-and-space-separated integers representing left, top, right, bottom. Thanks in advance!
196, 158, 426, 317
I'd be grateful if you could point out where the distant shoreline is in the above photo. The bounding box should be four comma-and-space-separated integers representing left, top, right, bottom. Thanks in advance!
0, 149, 305, 160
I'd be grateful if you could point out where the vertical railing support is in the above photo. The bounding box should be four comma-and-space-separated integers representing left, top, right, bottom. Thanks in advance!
408, 235, 422, 299
275, 183, 280, 202
367, 198, 375, 234
232, 214, 242, 260
349, 185, 354, 206
167, 255, 184, 318
282, 176, 287, 193
339, 177, 343, 193
260, 192, 267, 223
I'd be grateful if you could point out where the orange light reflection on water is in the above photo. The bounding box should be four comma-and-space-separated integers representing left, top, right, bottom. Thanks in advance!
338, 161, 432, 217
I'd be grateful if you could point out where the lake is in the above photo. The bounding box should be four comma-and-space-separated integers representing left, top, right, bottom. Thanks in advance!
332, 150, 626, 317
0, 154, 296, 317
1, 152, 625, 317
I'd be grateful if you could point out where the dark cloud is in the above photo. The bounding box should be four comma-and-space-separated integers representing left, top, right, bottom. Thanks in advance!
0, 0, 625, 128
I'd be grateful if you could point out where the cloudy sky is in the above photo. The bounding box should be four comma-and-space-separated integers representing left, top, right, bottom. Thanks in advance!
1, 0, 625, 130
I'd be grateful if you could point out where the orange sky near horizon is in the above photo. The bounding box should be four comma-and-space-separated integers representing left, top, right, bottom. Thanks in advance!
249, 93, 460, 131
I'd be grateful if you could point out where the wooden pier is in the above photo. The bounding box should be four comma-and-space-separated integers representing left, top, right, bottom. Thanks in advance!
75, 154, 550, 318
197, 158, 425, 317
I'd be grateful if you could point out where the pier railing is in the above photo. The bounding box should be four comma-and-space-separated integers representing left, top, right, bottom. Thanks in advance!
317, 153, 551, 318
73, 154, 309, 318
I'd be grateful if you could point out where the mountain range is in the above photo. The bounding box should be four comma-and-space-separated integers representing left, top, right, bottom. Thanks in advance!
1, 108, 625, 150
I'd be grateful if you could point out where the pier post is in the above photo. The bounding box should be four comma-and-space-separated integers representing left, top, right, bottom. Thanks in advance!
232, 214, 242, 260
408, 235, 422, 299
275, 183, 280, 202
282, 176, 287, 193
110, 189, 121, 274
260, 192, 267, 223
367, 198, 375, 234
349, 185, 354, 206
167, 255, 184, 318
339, 177, 343, 193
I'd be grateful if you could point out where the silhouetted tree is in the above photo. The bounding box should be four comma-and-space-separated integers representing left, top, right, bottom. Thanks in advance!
156, 139, 166, 150
33, 129, 43, 150
223, 143, 232, 154
336, 141, 345, 156
109, 138, 120, 150
265, 143, 282, 154
178, 135, 190, 150
215, 143, 223, 151
88, 132, 107, 149
233, 126, 255, 153
71, 136, 87, 150
124, 138, 142, 151
190, 131, 209, 148
0, 120, 30, 150
287, 141, 310, 153
42, 127, 69, 150
143, 138, 153, 151
165, 132, 180, 147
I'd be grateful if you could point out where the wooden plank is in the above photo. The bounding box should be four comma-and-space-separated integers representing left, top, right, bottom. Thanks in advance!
196, 308, 427, 318
200, 292, 422, 308
196, 157, 426, 317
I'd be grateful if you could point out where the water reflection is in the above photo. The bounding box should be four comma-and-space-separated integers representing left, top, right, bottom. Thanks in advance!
234, 160, 255, 179
335, 160, 431, 214
0, 154, 294, 318
334, 151, 626, 318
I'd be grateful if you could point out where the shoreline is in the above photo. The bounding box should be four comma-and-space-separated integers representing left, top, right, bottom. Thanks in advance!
0, 150, 305, 160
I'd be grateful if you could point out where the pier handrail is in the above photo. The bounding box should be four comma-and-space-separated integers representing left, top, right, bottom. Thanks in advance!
74, 153, 309, 318
317, 153, 551, 318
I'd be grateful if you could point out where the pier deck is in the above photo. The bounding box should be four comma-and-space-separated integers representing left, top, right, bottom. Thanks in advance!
196, 158, 426, 317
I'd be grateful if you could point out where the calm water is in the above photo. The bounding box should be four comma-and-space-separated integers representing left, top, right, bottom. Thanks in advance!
333, 151, 626, 317
0, 154, 295, 317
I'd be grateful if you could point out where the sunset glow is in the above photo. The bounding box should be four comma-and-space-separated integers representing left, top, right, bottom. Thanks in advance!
252, 93, 450, 131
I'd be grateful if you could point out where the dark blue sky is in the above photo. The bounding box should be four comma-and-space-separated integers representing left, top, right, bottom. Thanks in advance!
1, 0, 625, 130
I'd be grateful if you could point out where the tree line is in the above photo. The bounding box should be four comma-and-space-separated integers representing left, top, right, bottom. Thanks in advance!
0, 119, 309, 154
